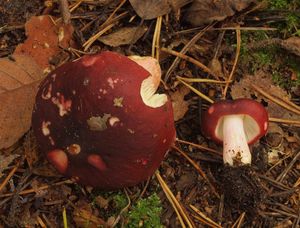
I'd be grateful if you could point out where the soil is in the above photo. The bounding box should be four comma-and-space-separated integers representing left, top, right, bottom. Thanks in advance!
0, 0, 300, 227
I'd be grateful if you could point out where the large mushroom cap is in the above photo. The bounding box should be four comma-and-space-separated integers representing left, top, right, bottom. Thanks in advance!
32, 51, 175, 189
201, 98, 269, 145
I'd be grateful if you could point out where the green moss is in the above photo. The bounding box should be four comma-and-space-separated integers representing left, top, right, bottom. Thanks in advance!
125, 194, 163, 228
264, 0, 300, 35
113, 193, 128, 210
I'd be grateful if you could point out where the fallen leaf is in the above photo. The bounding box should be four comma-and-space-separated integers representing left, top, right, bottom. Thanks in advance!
14, 15, 74, 72
73, 200, 107, 228
170, 86, 190, 121
231, 70, 300, 120
185, 0, 255, 26
0, 154, 19, 178
98, 26, 148, 47
0, 55, 43, 149
129, 0, 171, 19
281, 37, 300, 56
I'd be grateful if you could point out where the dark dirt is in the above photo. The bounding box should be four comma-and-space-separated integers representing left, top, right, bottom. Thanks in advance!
218, 165, 266, 213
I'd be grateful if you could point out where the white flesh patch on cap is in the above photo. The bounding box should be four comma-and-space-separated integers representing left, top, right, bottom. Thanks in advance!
41, 84, 52, 100
129, 55, 167, 108
51, 93, 72, 116
215, 114, 260, 143
81, 55, 98, 67
87, 114, 111, 131
42, 121, 51, 136
109, 116, 120, 127
140, 77, 168, 108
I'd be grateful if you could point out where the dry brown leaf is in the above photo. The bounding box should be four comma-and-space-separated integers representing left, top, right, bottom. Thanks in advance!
73, 200, 107, 227
0, 55, 43, 149
231, 70, 300, 120
281, 37, 300, 56
14, 15, 74, 72
129, 0, 171, 19
0, 154, 19, 178
98, 26, 148, 47
186, 0, 255, 26
170, 86, 190, 121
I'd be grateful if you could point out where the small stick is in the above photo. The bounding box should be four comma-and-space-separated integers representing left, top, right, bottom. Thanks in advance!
58, 0, 71, 24
0, 180, 71, 198
222, 26, 241, 98
177, 77, 214, 104
162, 47, 219, 79
155, 171, 194, 228
164, 23, 215, 82
190, 204, 221, 228
37, 215, 47, 228
276, 150, 300, 182
152, 16, 162, 60
231, 212, 246, 228
251, 84, 300, 115
177, 76, 230, 84
62, 207, 68, 228
269, 117, 300, 126
176, 138, 221, 156
0, 163, 19, 192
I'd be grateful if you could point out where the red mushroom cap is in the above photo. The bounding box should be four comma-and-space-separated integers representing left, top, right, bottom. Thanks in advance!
32, 51, 175, 189
201, 98, 268, 145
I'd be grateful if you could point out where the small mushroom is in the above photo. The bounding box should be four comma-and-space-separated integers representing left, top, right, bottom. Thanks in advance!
201, 98, 268, 166
32, 51, 175, 189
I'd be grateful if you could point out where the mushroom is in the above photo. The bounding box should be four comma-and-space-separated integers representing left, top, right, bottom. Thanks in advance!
201, 98, 268, 166
32, 51, 175, 189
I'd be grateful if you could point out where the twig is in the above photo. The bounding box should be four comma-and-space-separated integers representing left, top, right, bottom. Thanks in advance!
0, 180, 72, 198
176, 76, 230, 84
58, 0, 71, 24
36, 216, 47, 228
0, 163, 19, 193
155, 171, 194, 228
164, 23, 215, 82
162, 48, 219, 79
231, 212, 246, 228
83, 0, 127, 50
112, 189, 131, 227
251, 84, 300, 115
222, 26, 241, 98
152, 16, 162, 60
176, 138, 222, 156
276, 150, 300, 182
257, 174, 291, 191
217, 194, 224, 225
174, 26, 277, 35
190, 204, 221, 228
62, 207, 68, 228
176, 77, 214, 104
269, 117, 300, 126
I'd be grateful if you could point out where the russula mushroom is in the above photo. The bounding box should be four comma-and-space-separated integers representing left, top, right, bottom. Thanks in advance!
32, 51, 175, 189
201, 98, 268, 166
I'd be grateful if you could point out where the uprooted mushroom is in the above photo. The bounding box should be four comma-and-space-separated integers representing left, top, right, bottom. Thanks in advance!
201, 98, 269, 166
201, 98, 269, 211
32, 51, 175, 189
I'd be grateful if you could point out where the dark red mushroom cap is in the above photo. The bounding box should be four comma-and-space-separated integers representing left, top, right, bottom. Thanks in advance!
32, 51, 175, 189
201, 98, 268, 145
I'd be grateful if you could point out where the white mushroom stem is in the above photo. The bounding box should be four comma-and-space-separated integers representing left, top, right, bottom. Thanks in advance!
223, 115, 251, 166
